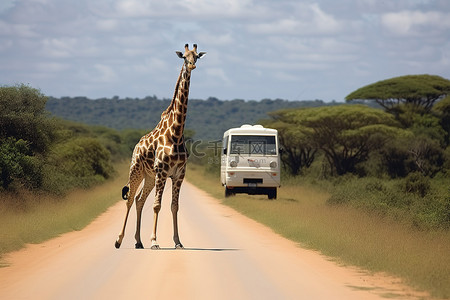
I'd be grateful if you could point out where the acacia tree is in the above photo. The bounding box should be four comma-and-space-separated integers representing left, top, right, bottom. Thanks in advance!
433, 95, 450, 146
263, 115, 316, 175
346, 74, 450, 112
278, 105, 409, 176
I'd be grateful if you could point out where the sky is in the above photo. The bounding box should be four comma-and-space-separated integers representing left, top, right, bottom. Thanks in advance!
1, 0, 449, 102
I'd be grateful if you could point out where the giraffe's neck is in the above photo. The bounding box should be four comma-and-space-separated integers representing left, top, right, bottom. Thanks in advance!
162, 65, 191, 140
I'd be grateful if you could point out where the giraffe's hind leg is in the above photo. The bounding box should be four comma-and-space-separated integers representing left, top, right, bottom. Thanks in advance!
134, 174, 155, 249
115, 168, 143, 249
115, 192, 135, 249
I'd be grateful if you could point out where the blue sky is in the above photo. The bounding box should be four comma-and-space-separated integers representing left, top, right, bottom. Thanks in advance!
1, 0, 449, 102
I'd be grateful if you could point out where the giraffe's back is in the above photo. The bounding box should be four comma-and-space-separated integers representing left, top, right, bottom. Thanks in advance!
130, 129, 188, 179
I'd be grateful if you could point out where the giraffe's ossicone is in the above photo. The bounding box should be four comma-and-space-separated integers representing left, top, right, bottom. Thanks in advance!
115, 44, 206, 250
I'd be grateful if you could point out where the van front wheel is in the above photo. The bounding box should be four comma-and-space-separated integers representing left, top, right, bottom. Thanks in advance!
268, 188, 277, 200
225, 187, 234, 198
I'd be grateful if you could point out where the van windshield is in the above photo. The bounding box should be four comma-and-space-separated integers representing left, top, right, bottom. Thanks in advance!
230, 135, 277, 155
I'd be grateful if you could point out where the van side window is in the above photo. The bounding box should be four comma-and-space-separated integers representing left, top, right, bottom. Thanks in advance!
222, 136, 228, 154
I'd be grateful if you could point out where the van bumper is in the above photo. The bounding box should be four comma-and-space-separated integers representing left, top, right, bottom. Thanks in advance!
225, 170, 280, 188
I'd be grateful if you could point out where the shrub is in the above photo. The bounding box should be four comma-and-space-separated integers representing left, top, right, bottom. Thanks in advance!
50, 137, 113, 179
0, 138, 42, 190
403, 172, 431, 197
364, 179, 386, 193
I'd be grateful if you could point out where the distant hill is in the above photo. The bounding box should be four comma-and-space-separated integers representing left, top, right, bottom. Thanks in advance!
46, 96, 330, 140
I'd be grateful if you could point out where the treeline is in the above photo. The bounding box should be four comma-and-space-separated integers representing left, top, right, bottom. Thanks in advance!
263, 75, 450, 229
0, 84, 145, 195
46, 96, 330, 140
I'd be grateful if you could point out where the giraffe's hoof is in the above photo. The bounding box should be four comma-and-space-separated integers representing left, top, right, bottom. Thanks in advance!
135, 242, 144, 249
115, 241, 121, 249
151, 244, 160, 250
175, 243, 184, 249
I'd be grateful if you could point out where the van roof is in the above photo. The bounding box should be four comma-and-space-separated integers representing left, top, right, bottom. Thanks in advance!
223, 124, 278, 137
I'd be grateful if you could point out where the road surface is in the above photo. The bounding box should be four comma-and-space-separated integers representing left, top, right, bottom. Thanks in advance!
0, 181, 426, 300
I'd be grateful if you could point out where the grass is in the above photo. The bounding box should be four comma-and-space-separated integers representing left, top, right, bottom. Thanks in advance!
186, 163, 450, 299
0, 161, 129, 265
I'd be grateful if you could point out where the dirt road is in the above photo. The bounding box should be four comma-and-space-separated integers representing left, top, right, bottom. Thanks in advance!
0, 181, 426, 300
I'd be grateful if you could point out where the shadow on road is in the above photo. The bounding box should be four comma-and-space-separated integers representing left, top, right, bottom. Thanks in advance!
157, 247, 240, 251
116, 245, 241, 251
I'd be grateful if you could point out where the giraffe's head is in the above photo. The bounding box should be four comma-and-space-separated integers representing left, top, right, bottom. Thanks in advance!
176, 44, 206, 71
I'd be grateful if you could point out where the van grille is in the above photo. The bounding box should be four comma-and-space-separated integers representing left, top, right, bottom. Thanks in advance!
243, 178, 263, 184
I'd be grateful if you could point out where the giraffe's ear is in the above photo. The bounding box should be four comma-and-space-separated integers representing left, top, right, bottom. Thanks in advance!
197, 52, 206, 59
176, 51, 184, 58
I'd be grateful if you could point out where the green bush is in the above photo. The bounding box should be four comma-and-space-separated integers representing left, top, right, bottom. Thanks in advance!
40, 137, 114, 194
325, 175, 448, 229
0, 84, 56, 153
0, 84, 135, 195
403, 172, 431, 197
0, 138, 43, 190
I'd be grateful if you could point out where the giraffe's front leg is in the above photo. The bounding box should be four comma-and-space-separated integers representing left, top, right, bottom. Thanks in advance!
151, 172, 167, 250
171, 193, 183, 249
134, 200, 146, 249
172, 170, 185, 249
134, 175, 154, 249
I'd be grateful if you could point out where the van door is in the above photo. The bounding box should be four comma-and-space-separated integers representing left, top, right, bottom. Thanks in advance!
220, 135, 228, 185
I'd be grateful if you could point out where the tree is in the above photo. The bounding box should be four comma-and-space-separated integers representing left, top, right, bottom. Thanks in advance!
263, 114, 316, 175
277, 105, 409, 176
0, 84, 119, 192
407, 136, 445, 177
346, 74, 450, 112
0, 85, 54, 189
433, 95, 450, 146
0, 84, 55, 153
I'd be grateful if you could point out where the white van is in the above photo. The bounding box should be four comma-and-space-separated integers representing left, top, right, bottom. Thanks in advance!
221, 124, 281, 199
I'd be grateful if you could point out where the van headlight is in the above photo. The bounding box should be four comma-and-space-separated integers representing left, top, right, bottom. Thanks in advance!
269, 161, 277, 168
230, 161, 238, 167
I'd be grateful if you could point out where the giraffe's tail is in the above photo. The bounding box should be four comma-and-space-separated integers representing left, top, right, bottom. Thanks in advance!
122, 185, 130, 200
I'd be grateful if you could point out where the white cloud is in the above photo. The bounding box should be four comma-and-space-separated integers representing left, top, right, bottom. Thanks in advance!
195, 32, 234, 46
41, 38, 77, 58
96, 19, 119, 31
114, 0, 153, 17
94, 64, 118, 82
247, 3, 342, 36
0, 20, 38, 38
0, 40, 13, 52
381, 10, 450, 36
309, 3, 342, 33
35, 62, 70, 73
131, 57, 168, 74
104, 0, 265, 19
205, 67, 231, 85
273, 71, 300, 81
0, 0, 15, 13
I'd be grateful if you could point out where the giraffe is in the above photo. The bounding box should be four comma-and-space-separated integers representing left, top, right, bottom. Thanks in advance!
115, 44, 206, 249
